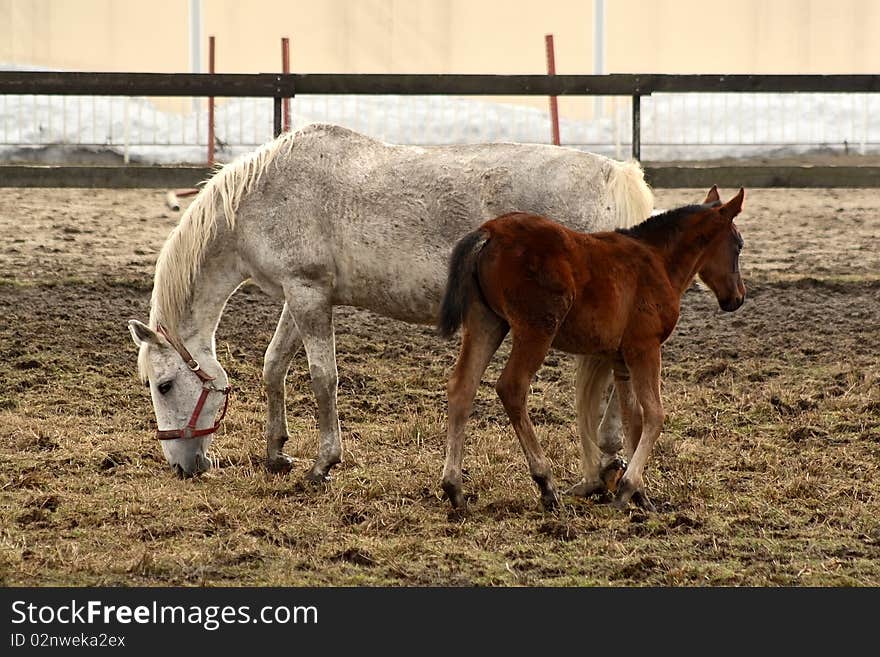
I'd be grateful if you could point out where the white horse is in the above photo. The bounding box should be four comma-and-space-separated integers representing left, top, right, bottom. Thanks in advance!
128, 124, 653, 496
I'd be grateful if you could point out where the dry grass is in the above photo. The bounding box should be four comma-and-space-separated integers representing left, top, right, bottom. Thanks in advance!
0, 188, 878, 586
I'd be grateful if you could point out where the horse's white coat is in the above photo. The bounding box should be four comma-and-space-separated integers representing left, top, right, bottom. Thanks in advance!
131, 123, 654, 481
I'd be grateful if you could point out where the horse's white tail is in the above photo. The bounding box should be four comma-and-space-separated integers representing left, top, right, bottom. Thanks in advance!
606, 159, 654, 230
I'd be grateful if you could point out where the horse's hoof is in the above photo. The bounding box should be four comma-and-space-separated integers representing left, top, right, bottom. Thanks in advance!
303, 468, 331, 486
565, 479, 606, 498
541, 491, 561, 512
447, 505, 469, 522
601, 457, 627, 493
266, 454, 294, 474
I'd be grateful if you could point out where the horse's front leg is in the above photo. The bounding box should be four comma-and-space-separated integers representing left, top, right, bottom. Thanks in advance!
263, 303, 302, 473
614, 347, 662, 512
284, 284, 342, 484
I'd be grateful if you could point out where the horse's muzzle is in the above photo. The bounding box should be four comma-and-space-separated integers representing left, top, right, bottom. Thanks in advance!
172, 453, 212, 478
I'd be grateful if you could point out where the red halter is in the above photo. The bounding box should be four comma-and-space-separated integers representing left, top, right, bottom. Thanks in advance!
154, 324, 231, 441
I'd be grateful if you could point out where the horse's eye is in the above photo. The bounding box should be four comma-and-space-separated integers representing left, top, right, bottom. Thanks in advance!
157, 381, 173, 395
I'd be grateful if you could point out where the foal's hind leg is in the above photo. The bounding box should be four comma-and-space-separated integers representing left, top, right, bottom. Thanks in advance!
442, 303, 508, 510
284, 284, 342, 484
263, 304, 302, 473
496, 331, 559, 511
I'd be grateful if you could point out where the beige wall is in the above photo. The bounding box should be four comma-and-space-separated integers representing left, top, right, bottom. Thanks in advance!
0, 0, 188, 71
2, 0, 878, 118
607, 0, 880, 74
6, 0, 879, 73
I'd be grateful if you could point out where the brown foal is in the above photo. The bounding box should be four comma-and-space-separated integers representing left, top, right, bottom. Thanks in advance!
438, 186, 746, 512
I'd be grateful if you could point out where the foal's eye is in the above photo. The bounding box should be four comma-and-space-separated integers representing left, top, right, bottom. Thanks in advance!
157, 381, 173, 395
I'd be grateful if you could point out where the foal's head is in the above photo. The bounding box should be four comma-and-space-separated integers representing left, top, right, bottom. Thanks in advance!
695, 186, 746, 312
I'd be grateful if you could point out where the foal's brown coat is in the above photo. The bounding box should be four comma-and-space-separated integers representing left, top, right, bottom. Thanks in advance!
438, 187, 746, 511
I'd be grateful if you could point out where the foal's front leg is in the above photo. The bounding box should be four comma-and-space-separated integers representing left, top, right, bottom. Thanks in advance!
614, 347, 663, 511
263, 304, 302, 473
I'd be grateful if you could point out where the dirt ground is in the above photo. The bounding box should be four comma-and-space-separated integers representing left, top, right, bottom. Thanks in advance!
0, 186, 878, 586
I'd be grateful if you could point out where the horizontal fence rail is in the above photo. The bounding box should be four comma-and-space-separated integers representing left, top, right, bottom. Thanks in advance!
2, 72, 880, 96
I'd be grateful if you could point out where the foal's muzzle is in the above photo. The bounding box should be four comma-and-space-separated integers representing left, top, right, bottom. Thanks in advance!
719, 294, 745, 312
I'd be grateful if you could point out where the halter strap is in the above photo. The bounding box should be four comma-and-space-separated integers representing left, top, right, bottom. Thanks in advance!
153, 323, 231, 441
156, 323, 215, 383
155, 385, 231, 440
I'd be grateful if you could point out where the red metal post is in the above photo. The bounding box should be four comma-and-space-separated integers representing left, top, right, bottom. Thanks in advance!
281, 37, 291, 132
544, 33, 561, 146
207, 35, 215, 165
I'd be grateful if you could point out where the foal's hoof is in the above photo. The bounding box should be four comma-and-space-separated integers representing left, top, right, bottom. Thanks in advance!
266, 454, 294, 474
441, 480, 467, 511
601, 457, 627, 493
631, 490, 657, 512
613, 485, 656, 512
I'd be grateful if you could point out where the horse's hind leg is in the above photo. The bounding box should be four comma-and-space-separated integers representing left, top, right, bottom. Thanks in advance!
263, 304, 302, 473
598, 384, 626, 460
495, 331, 559, 511
570, 355, 624, 497
614, 348, 663, 512
442, 303, 508, 510
284, 284, 342, 484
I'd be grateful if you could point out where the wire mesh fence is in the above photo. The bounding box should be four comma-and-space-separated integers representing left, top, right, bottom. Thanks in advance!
1, 91, 878, 164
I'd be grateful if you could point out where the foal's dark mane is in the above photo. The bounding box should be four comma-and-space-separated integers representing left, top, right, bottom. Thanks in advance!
615, 202, 721, 247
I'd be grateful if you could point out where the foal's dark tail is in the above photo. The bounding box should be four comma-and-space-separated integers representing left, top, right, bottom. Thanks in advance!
437, 229, 490, 338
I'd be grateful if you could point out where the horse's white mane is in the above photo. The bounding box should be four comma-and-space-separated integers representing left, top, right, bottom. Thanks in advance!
138, 127, 302, 381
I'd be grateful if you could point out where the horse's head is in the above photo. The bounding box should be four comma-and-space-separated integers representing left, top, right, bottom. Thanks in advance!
128, 320, 230, 478
697, 186, 746, 312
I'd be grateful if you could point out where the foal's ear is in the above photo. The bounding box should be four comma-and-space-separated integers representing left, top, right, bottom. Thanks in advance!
703, 185, 720, 204
128, 319, 160, 348
719, 188, 745, 221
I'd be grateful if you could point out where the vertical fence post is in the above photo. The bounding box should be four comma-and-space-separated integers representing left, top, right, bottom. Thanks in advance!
631, 94, 641, 161
123, 98, 130, 164
273, 97, 282, 138
545, 34, 561, 146
593, 0, 605, 120
281, 37, 291, 132
207, 35, 215, 166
